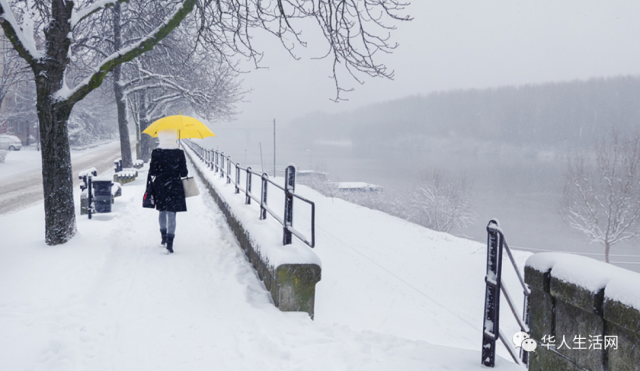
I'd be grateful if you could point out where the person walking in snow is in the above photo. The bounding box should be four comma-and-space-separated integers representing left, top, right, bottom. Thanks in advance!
148, 129, 188, 253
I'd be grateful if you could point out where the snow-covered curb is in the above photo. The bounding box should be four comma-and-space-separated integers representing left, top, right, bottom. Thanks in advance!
526, 252, 640, 311
184, 144, 322, 318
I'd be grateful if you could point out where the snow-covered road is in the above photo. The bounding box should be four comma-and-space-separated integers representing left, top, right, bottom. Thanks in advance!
0, 152, 523, 370
0, 142, 123, 215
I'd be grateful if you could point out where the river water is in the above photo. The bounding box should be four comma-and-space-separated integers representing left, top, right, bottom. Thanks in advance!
198, 133, 640, 273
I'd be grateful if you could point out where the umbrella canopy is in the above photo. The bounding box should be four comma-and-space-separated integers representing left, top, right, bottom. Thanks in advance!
142, 114, 216, 139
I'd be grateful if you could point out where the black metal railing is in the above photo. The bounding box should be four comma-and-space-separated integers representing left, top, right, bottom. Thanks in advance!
481, 219, 531, 367
184, 140, 315, 248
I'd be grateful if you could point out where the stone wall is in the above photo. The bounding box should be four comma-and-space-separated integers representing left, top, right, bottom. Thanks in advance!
186, 149, 322, 319
525, 253, 640, 371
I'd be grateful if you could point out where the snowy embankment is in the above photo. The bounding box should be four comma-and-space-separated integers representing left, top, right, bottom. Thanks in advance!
184, 143, 530, 365
0, 145, 527, 370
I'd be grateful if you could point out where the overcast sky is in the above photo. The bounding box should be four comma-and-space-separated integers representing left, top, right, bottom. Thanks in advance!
216, 1, 640, 128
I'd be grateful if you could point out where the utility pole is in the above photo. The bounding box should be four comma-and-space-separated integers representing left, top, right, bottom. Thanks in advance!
273, 118, 276, 178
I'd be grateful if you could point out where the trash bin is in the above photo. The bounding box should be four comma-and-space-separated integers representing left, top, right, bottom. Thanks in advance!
92, 180, 113, 213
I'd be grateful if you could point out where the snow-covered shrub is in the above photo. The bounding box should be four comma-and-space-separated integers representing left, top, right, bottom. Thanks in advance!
408, 169, 475, 233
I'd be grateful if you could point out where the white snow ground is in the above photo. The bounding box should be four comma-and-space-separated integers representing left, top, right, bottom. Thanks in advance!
0, 148, 527, 370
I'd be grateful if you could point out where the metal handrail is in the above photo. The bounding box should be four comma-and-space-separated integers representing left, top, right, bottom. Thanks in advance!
183, 140, 315, 248
481, 219, 531, 368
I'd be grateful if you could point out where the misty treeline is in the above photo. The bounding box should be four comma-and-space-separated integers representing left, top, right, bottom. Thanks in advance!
287, 76, 640, 155
305, 169, 475, 233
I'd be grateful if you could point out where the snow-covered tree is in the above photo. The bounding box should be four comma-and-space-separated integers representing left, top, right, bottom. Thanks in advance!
409, 169, 475, 233
0, 0, 409, 245
0, 77, 36, 142
121, 14, 243, 162
561, 129, 640, 263
0, 0, 198, 245
0, 34, 35, 138
0, 34, 30, 109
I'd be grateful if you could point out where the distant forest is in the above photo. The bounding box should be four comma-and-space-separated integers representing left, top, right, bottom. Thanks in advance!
285, 76, 640, 156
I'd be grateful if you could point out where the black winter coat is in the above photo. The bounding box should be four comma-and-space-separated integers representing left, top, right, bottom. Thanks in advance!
149, 148, 188, 212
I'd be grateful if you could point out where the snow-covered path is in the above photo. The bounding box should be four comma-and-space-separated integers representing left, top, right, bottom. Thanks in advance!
0, 158, 523, 370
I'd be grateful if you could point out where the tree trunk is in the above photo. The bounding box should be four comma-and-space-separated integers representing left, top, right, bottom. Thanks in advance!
35, 66, 76, 245
139, 91, 153, 162
113, 3, 133, 168
37, 103, 75, 245
27, 0, 77, 245
605, 241, 611, 263
114, 65, 132, 167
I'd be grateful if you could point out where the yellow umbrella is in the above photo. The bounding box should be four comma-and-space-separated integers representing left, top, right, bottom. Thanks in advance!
142, 113, 216, 139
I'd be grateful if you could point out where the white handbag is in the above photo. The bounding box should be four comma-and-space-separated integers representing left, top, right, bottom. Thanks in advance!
182, 177, 200, 198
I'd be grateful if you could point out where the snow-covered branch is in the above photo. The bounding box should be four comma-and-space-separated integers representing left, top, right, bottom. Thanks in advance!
59, 0, 197, 104
70, 0, 126, 29
0, 0, 44, 65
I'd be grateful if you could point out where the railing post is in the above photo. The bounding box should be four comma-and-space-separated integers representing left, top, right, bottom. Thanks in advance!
481, 219, 504, 368
246, 167, 252, 205
283, 165, 296, 245
215, 151, 219, 173
522, 296, 530, 365
227, 157, 231, 184
220, 152, 225, 178
235, 163, 240, 194
260, 173, 268, 220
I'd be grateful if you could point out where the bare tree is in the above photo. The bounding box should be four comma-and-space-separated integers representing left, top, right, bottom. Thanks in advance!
0, 0, 199, 245
561, 129, 640, 263
121, 15, 244, 162
0, 33, 34, 137
0, 34, 30, 108
0, 0, 409, 245
0, 77, 37, 141
409, 169, 475, 233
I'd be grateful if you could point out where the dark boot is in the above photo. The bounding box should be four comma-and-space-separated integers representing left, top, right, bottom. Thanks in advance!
160, 229, 167, 245
166, 234, 175, 253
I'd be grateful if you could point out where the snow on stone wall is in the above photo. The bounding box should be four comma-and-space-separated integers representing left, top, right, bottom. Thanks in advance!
526, 252, 640, 311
